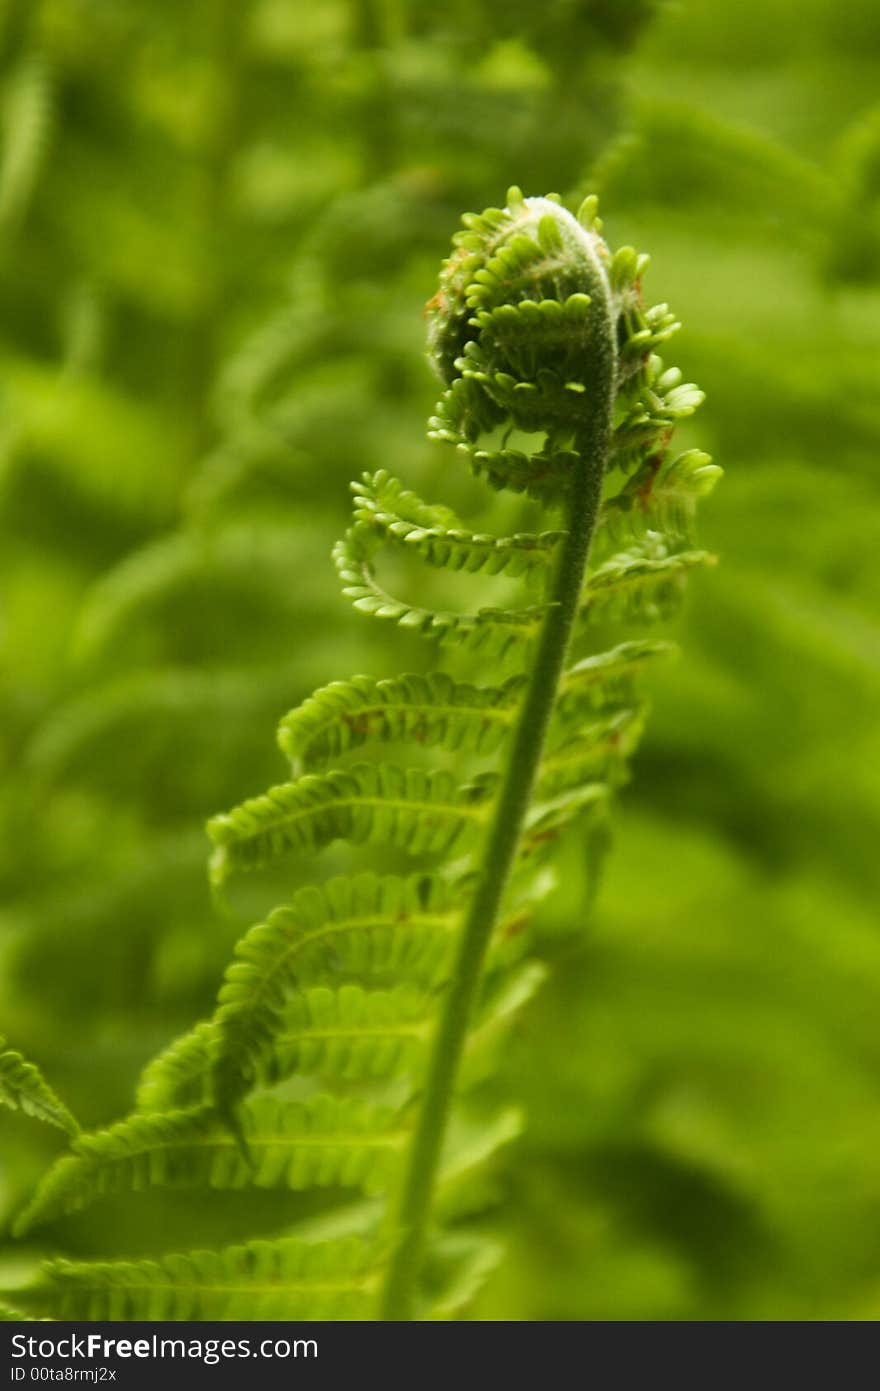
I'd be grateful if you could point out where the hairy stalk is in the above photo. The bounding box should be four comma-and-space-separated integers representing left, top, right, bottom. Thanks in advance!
379, 401, 616, 1314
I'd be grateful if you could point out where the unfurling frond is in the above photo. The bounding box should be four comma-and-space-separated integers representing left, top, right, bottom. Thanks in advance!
13, 189, 717, 1324
351, 470, 563, 578
333, 527, 545, 656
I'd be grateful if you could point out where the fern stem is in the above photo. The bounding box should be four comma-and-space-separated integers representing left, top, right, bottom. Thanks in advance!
379, 393, 614, 1319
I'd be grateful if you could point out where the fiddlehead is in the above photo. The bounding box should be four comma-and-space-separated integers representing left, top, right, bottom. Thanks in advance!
9, 190, 718, 1322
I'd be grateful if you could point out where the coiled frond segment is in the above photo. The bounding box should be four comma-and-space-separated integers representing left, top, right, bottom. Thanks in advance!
333, 524, 546, 657
425, 188, 714, 553
352, 471, 563, 578
453, 441, 578, 501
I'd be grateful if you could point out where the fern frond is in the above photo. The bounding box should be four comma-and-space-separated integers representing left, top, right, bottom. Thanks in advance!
425, 1233, 503, 1321
211, 873, 461, 1110
601, 449, 722, 547
561, 638, 676, 698
333, 527, 544, 656
551, 640, 673, 749
207, 764, 495, 888
135, 1023, 218, 1113
14, 1235, 381, 1321
579, 542, 715, 626
0, 1036, 78, 1135
455, 441, 578, 500
16, 1097, 408, 1234
434, 1107, 523, 1221
136, 942, 543, 1118
460, 962, 548, 1087
426, 372, 506, 447
519, 782, 610, 864
14, 188, 716, 1322
539, 706, 647, 795
262, 985, 432, 1087
278, 671, 525, 770
611, 357, 706, 475
351, 469, 563, 577
470, 292, 598, 383
453, 338, 605, 437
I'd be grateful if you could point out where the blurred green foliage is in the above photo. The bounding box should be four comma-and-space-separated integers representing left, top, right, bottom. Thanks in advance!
0, 0, 878, 1320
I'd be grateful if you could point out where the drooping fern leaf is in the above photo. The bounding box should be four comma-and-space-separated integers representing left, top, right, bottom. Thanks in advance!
13, 189, 718, 1321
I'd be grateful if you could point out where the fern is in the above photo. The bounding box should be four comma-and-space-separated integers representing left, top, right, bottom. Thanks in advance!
12, 189, 717, 1320
15, 1098, 407, 1236
207, 765, 495, 888
0, 1035, 77, 1135
278, 672, 526, 770
351, 469, 565, 578
12, 1235, 382, 1321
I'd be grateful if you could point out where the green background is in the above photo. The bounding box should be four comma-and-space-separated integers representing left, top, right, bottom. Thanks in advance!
1, 0, 879, 1319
